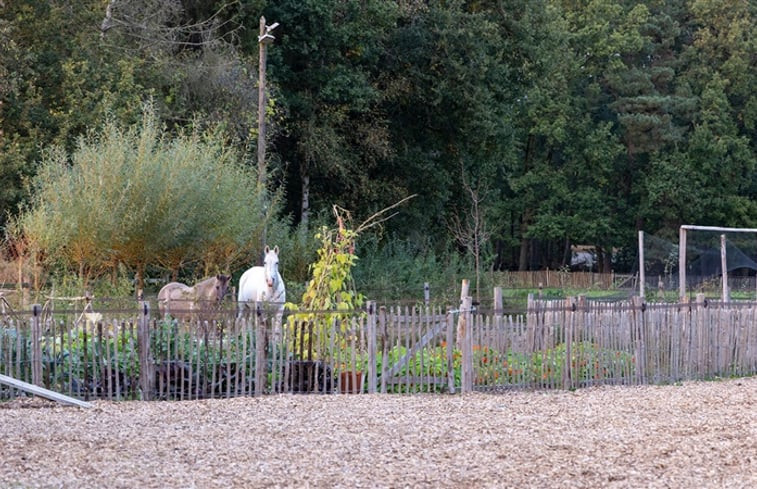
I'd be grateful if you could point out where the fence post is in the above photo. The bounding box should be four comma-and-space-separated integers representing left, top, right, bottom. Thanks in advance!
493, 287, 502, 313
493, 288, 503, 363
254, 312, 266, 396
424, 283, 430, 306
379, 306, 388, 394
459, 295, 473, 393
456, 279, 470, 347
720, 234, 729, 302
366, 301, 377, 394
632, 296, 647, 385
526, 293, 535, 351
446, 309, 456, 394
695, 293, 708, 378
31, 304, 42, 387
138, 301, 154, 400
638, 230, 645, 299
563, 297, 574, 390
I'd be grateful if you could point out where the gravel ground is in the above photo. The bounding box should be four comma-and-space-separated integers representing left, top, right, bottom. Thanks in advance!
1, 376, 755, 489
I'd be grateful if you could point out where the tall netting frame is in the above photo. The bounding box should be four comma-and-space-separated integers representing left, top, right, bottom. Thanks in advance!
678, 225, 757, 301
639, 226, 757, 302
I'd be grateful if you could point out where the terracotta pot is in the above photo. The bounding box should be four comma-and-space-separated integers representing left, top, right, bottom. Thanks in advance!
339, 371, 363, 394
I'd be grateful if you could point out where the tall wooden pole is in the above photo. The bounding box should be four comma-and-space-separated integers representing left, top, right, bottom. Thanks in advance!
721, 234, 729, 302
257, 16, 269, 189
679, 227, 687, 301
677, 224, 757, 301
638, 230, 645, 299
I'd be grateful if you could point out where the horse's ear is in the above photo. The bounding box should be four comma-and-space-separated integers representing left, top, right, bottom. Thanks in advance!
265, 245, 270, 253
274, 245, 279, 254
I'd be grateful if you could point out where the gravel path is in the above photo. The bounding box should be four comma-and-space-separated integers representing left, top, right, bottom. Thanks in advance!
1, 377, 755, 488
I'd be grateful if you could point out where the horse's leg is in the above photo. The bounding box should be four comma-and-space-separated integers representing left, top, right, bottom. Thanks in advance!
270, 306, 285, 348
236, 301, 249, 321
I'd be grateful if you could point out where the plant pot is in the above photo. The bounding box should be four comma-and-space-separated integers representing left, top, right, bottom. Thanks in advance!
285, 361, 333, 393
339, 370, 363, 394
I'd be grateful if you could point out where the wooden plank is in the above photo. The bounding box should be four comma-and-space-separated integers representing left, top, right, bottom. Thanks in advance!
367, 301, 377, 394
113, 321, 121, 401
379, 306, 388, 394
31, 305, 42, 388
65, 322, 73, 397
0, 373, 93, 408
209, 327, 218, 399
254, 315, 265, 396
102, 322, 112, 400
460, 296, 473, 393
446, 311, 455, 394
138, 301, 153, 400
456, 280, 469, 346
403, 306, 410, 393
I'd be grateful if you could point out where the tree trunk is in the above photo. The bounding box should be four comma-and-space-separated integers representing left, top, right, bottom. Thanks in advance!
596, 247, 612, 273
301, 171, 310, 232
135, 264, 145, 296
562, 238, 572, 268
518, 210, 533, 271
518, 237, 529, 271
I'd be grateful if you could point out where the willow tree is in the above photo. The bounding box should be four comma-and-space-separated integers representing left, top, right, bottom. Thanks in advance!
18, 105, 270, 290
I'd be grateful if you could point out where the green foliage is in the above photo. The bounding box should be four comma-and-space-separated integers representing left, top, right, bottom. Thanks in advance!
378, 1, 519, 250
300, 227, 363, 312
472, 342, 635, 386
375, 345, 460, 394
261, 0, 399, 222
287, 207, 365, 360
45, 267, 135, 304
2, 0, 756, 279
38, 321, 140, 398
374, 341, 634, 393
353, 238, 471, 303
17, 104, 271, 287
34, 317, 261, 399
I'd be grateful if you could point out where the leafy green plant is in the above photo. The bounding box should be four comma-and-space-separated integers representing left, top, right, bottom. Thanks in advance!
372, 340, 635, 392
375, 344, 460, 393
39, 321, 140, 397
471, 342, 635, 386
353, 238, 472, 303
286, 200, 414, 362
286, 215, 364, 361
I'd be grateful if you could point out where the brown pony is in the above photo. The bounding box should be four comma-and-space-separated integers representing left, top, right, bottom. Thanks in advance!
157, 275, 231, 321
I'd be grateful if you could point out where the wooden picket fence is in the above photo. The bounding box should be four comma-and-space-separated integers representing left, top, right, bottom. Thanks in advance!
1, 294, 756, 401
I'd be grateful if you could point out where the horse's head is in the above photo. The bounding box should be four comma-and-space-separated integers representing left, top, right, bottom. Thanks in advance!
214, 274, 231, 302
263, 245, 280, 289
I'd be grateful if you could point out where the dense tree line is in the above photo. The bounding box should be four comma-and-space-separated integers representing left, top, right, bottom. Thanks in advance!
1, 1, 755, 286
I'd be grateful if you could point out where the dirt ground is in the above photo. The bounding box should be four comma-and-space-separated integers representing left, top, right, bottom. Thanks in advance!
1, 376, 755, 489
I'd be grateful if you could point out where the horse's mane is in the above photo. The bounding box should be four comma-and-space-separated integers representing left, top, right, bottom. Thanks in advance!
195, 276, 218, 288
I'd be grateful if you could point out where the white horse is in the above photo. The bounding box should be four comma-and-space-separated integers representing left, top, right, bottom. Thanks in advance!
237, 246, 286, 324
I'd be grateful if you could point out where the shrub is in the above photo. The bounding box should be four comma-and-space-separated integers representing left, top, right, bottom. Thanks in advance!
17, 103, 274, 291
